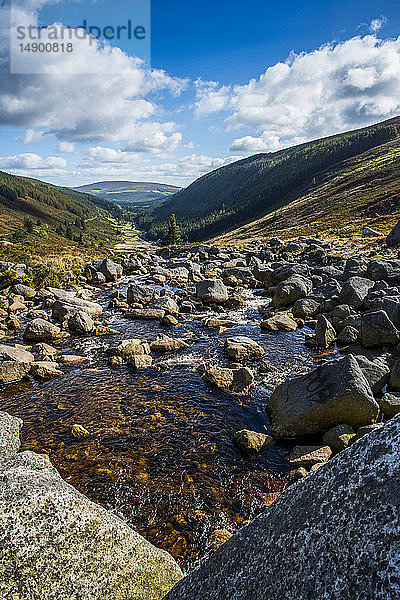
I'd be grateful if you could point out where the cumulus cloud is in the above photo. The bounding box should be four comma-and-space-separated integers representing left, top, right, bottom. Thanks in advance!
194, 34, 400, 153
0, 1, 187, 152
370, 18, 387, 33
0, 152, 66, 170
57, 141, 75, 153
16, 129, 44, 144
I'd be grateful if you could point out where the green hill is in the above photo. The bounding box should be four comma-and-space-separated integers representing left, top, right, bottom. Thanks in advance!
74, 181, 181, 211
0, 171, 123, 248
137, 117, 400, 242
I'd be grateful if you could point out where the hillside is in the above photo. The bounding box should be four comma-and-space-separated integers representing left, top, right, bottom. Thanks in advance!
0, 171, 123, 249
137, 117, 400, 242
74, 181, 181, 211
213, 136, 400, 247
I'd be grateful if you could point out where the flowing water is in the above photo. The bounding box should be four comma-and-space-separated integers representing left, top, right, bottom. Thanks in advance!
0, 275, 337, 571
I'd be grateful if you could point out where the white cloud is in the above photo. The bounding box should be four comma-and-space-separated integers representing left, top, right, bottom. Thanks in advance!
16, 129, 44, 144
0, 2, 187, 152
194, 34, 400, 153
57, 141, 75, 153
370, 18, 387, 33
0, 152, 66, 170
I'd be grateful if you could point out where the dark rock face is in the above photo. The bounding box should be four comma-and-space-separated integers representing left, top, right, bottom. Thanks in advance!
166, 416, 400, 600
68, 311, 95, 334
267, 355, 379, 438
386, 219, 400, 247
338, 276, 374, 308
360, 310, 400, 348
271, 275, 312, 308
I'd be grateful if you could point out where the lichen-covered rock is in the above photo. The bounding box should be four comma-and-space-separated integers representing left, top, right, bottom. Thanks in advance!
49, 288, 102, 321
314, 315, 336, 348
68, 311, 95, 334
0, 451, 182, 600
127, 283, 156, 305
287, 445, 332, 468
30, 361, 63, 379
380, 392, 400, 418
204, 365, 254, 395
267, 355, 379, 438
0, 344, 34, 383
261, 314, 297, 332
271, 275, 312, 308
224, 337, 264, 361
23, 318, 61, 342
354, 355, 390, 395
233, 430, 273, 453
165, 416, 400, 600
196, 279, 228, 303
360, 310, 400, 348
150, 335, 189, 353
0, 411, 23, 461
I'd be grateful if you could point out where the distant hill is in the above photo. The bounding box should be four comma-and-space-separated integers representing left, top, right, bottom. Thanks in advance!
137, 117, 400, 241
74, 181, 181, 211
0, 171, 122, 247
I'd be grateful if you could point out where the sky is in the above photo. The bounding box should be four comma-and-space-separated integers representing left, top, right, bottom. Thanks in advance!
0, 0, 399, 187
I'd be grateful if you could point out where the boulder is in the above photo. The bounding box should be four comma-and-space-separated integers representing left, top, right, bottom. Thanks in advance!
386, 218, 400, 247
150, 335, 189, 353
224, 337, 264, 361
267, 355, 379, 438
196, 279, 228, 303
97, 259, 123, 282
10, 283, 36, 299
117, 339, 151, 360
128, 355, 153, 369
204, 366, 254, 395
322, 424, 355, 450
261, 314, 297, 332
165, 416, 399, 600
287, 445, 332, 468
233, 430, 273, 453
337, 325, 358, 344
23, 318, 61, 342
150, 296, 180, 315
0, 450, 182, 600
30, 361, 63, 379
338, 277, 374, 308
380, 393, 400, 418
354, 355, 390, 395
68, 311, 95, 334
292, 298, 320, 319
314, 315, 336, 348
127, 309, 165, 320
0, 411, 22, 461
49, 289, 102, 321
360, 310, 400, 348
389, 356, 400, 391
0, 344, 34, 383
127, 284, 156, 305
271, 275, 312, 308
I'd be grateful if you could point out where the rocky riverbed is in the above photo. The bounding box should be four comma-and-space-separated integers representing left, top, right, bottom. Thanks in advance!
1, 235, 400, 573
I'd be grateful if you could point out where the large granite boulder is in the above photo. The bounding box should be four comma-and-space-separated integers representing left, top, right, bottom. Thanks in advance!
224, 337, 264, 361
360, 310, 400, 348
267, 355, 379, 438
338, 276, 374, 308
166, 416, 400, 600
0, 344, 34, 383
0, 411, 22, 461
271, 275, 312, 308
49, 288, 102, 321
196, 279, 228, 303
0, 418, 182, 600
127, 284, 156, 305
23, 318, 61, 342
97, 258, 123, 282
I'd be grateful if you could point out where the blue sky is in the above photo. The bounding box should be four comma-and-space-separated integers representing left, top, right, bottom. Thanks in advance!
0, 0, 399, 187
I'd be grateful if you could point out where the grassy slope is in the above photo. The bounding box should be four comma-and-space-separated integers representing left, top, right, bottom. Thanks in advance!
0, 170, 121, 247
139, 116, 400, 241
211, 138, 400, 248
